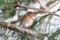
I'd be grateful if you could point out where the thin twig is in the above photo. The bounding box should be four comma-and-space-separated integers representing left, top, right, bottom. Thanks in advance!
46, 0, 57, 7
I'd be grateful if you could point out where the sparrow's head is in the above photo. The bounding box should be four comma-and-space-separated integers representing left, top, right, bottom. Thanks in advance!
25, 12, 35, 17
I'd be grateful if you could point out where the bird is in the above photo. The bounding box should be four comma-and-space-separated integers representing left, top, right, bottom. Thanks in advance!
20, 12, 35, 28
9, 12, 35, 28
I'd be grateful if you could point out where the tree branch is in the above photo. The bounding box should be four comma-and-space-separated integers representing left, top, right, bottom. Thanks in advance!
0, 22, 48, 38
19, 5, 60, 17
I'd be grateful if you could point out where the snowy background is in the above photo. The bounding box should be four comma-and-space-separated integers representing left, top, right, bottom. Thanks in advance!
0, 0, 60, 40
